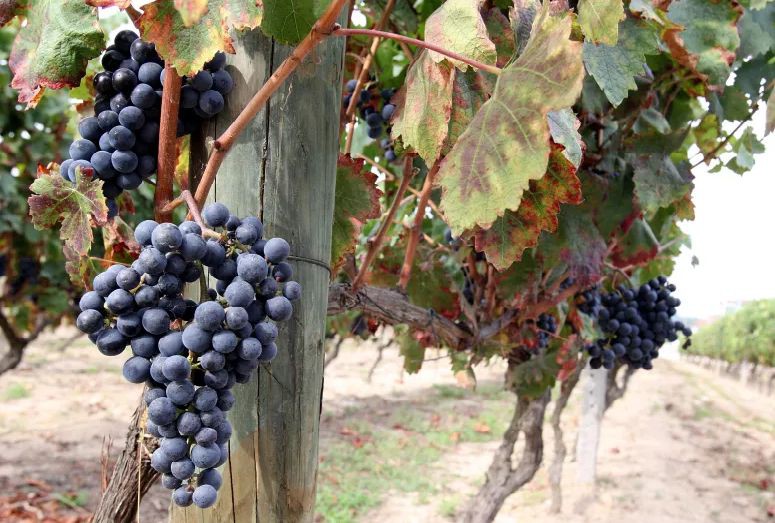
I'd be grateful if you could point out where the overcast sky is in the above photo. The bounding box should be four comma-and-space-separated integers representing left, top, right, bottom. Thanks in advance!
672, 110, 773, 320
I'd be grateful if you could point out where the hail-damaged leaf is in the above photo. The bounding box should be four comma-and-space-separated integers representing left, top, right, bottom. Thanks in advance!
28, 166, 108, 275
424, 0, 497, 70
578, 0, 624, 45
611, 218, 659, 268
8, 0, 105, 106
330, 155, 382, 276
632, 155, 693, 213
261, 0, 325, 45
0, 0, 26, 27
547, 108, 583, 167
443, 69, 489, 157
583, 18, 659, 107
474, 145, 582, 270
483, 7, 516, 66
174, 0, 209, 27
437, 6, 583, 235
138, 0, 262, 76
665, 0, 742, 88
392, 51, 455, 165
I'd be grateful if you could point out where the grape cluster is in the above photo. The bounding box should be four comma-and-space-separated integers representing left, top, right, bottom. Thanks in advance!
342, 79, 397, 161
577, 276, 692, 370
75, 202, 301, 509
59, 30, 233, 217
535, 313, 557, 349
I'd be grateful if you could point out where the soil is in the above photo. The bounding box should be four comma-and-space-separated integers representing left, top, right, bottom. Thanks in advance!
0, 329, 772, 522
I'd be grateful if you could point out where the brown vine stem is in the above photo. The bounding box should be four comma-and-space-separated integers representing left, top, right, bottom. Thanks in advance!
153, 64, 181, 222
398, 161, 440, 291
163, 190, 221, 239
175, 0, 351, 211
332, 27, 503, 76
343, 0, 397, 154
352, 155, 415, 289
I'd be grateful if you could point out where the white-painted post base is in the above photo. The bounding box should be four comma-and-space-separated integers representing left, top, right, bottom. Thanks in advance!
574, 364, 607, 513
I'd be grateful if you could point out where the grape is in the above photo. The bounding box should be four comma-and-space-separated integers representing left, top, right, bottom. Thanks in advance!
149, 223, 182, 254
69, 140, 97, 161
235, 223, 258, 245
59, 160, 73, 181
78, 117, 102, 143
148, 397, 177, 425
108, 125, 135, 151
258, 342, 278, 361
117, 173, 142, 190
130, 83, 158, 109
224, 280, 255, 308
199, 468, 223, 490
204, 369, 229, 390
200, 350, 225, 372
194, 386, 218, 412
254, 322, 277, 345
135, 285, 160, 308
117, 313, 143, 337
94, 72, 115, 94
163, 354, 191, 381
142, 308, 170, 335
106, 288, 135, 314
112, 68, 138, 92
202, 240, 227, 267
211, 330, 238, 354
199, 90, 225, 116
158, 332, 184, 356
162, 474, 182, 490
171, 458, 196, 480
202, 203, 229, 227
192, 484, 218, 509
177, 412, 202, 436
180, 233, 207, 261
263, 238, 290, 263
91, 151, 117, 179
173, 487, 194, 507
114, 30, 139, 53
382, 103, 395, 120
195, 427, 218, 445
257, 277, 278, 299
79, 291, 104, 311
224, 307, 248, 331
237, 337, 262, 360
195, 301, 225, 331
210, 258, 237, 281
212, 70, 234, 94
130, 38, 158, 63
131, 335, 158, 358
123, 356, 151, 383
138, 62, 163, 87
179, 220, 202, 236
182, 323, 212, 353
283, 281, 302, 301
77, 309, 104, 334
97, 110, 119, 131
151, 448, 173, 473
272, 262, 293, 283
102, 50, 124, 71
118, 106, 145, 130
191, 71, 214, 91
205, 52, 227, 70
266, 296, 293, 322
216, 390, 235, 412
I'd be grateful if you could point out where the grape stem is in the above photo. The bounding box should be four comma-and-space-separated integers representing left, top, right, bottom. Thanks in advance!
398, 160, 440, 291
154, 64, 182, 222
331, 27, 503, 76
164, 190, 221, 239
352, 155, 415, 289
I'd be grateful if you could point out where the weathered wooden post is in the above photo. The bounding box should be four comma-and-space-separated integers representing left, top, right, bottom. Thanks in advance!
170, 22, 344, 522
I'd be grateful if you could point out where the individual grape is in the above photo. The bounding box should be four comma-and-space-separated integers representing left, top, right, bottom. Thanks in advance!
112, 68, 138, 92
123, 356, 151, 383
195, 427, 218, 445
138, 62, 163, 87
254, 322, 277, 345
69, 140, 98, 162
106, 288, 135, 314
78, 117, 102, 143
134, 286, 160, 309
108, 125, 136, 151
116, 172, 141, 190
283, 281, 302, 301
210, 258, 236, 281
67, 159, 93, 182
150, 447, 173, 473
142, 307, 170, 336
118, 106, 145, 130
195, 301, 225, 331
192, 484, 218, 509
149, 223, 182, 254
266, 296, 292, 322
224, 280, 255, 308
212, 330, 238, 354
162, 354, 191, 381
204, 370, 229, 390
203, 203, 230, 228
194, 386, 218, 412
130, 83, 158, 109
59, 159, 74, 181
149, 355, 169, 384
272, 262, 293, 283
90, 151, 117, 179
257, 277, 278, 299
179, 220, 202, 236
79, 291, 104, 312
212, 69, 234, 94
109, 92, 131, 113
102, 50, 124, 71
237, 337, 262, 360
258, 342, 278, 361
200, 350, 225, 372
191, 71, 214, 91
201, 240, 227, 267
96, 328, 128, 356
263, 238, 290, 263
157, 274, 182, 297
162, 474, 182, 490
198, 90, 225, 116
382, 103, 395, 120
177, 411, 202, 436
131, 335, 158, 358
235, 223, 258, 245
199, 468, 223, 490
130, 38, 158, 63
94, 72, 115, 94
148, 397, 177, 425
216, 390, 235, 412
224, 307, 248, 331
157, 423, 180, 438
182, 323, 212, 353
171, 458, 195, 480
172, 487, 194, 507
97, 110, 119, 131
180, 233, 207, 261
77, 309, 104, 334
157, 331, 184, 356
114, 30, 139, 54
117, 313, 143, 337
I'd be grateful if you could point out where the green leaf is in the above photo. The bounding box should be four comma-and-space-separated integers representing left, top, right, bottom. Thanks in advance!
173, 0, 209, 27
737, 4, 775, 59
261, 0, 325, 45
542, 206, 607, 286
395, 326, 426, 374
733, 53, 774, 102
636, 107, 671, 134
719, 85, 751, 121
28, 166, 108, 265
509, 350, 559, 398
443, 69, 488, 157
612, 218, 659, 267
437, 7, 584, 234
632, 155, 692, 213
330, 155, 381, 274
474, 145, 583, 270
424, 0, 497, 70
547, 108, 583, 168
578, 0, 624, 45
583, 18, 659, 107
483, 7, 516, 66
8, 0, 105, 106
392, 51, 455, 164
138, 0, 262, 76
665, 0, 742, 87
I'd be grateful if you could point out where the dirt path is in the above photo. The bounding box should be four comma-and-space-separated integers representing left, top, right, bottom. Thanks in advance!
0, 331, 772, 522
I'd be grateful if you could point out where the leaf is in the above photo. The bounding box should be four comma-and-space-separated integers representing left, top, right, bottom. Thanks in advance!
261, 0, 325, 45
0, 0, 26, 27
443, 69, 489, 157
737, 4, 775, 59
629, 0, 661, 21
28, 166, 108, 266
437, 6, 584, 234
510, 0, 539, 56
665, 0, 742, 88
8, 0, 105, 106
578, 0, 624, 45
508, 350, 559, 398
583, 18, 660, 107
483, 7, 516, 67
719, 85, 751, 121
632, 155, 692, 213
174, 0, 209, 27
395, 326, 426, 374
547, 108, 583, 167
84, 0, 132, 7
424, 0, 497, 70
611, 218, 659, 267
547, 206, 607, 286
392, 51, 455, 164
330, 155, 381, 274
138, 0, 262, 76
474, 145, 583, 270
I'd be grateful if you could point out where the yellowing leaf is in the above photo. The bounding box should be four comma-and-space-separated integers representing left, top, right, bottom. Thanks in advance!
9, 0, 105, 106
424, 0, 497, 70
392, 51, 455, 164
474, 145, 583, 270
578, 0, 624, 45
28, 166, 108, 278
437, 7, 584, 234
174, 0, 209, 27
330, 155, 382, 275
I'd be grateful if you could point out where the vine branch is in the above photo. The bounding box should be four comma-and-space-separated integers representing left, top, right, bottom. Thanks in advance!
153, 64, 181, 222
689, 111, 754, 169
398, 161, 440, 291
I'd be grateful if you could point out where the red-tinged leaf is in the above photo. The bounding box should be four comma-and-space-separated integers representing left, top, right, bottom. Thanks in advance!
556, 334, 579, 381
474, 145, 583, 270
539, 206, 607, 287
9, 0, 105, 106
0, 0, 26, 27
437, 6, 584, 234
391, 51, 455, 165
84, 0, 132, 7
28, 166, 108, 267
330, 155, 382, 275
104, 217, 141, 263
483, 7, 516, 67
174, 0, 209, 27
442, 69, 489, 157
424, 0, 497, 70
138, 0, 262, 76
611, 218, 659, 267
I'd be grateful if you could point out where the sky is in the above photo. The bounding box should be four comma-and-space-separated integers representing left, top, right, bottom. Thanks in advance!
671, 110, 774, 320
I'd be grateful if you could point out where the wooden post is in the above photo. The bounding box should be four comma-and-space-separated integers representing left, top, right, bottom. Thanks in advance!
170, 23, 344, 523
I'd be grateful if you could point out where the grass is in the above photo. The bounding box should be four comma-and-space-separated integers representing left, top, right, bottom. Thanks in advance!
439, 496, 461, 519
53, 491, 88, 509
315, 383, 512, 522
2, 383, 30, 401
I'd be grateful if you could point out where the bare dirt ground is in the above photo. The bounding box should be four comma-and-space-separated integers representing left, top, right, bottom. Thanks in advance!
0, 328, 772, 522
